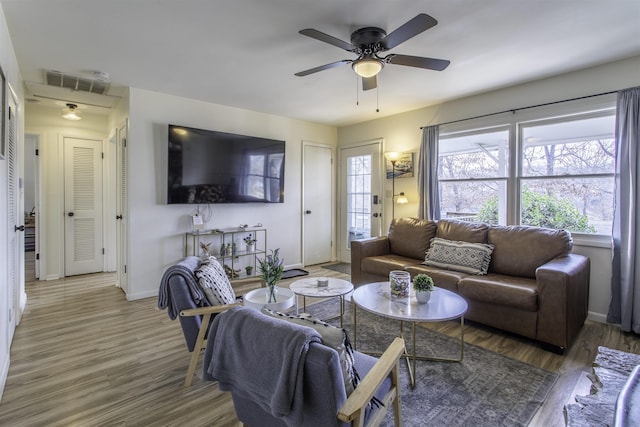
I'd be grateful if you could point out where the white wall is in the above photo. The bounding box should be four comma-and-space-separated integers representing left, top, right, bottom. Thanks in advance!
126, 88, 338, 300
0, 3, 25, 400
338, 55, 640, 322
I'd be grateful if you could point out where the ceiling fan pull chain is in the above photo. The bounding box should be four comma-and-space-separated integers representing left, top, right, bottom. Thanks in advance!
356, 76, 360, 106
376, 86, 379, 113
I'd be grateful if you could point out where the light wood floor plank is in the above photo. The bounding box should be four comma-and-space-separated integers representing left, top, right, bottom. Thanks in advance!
1, 261, 639, 426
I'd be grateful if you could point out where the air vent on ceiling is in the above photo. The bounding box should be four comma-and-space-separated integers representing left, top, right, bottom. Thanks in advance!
45, 70, 110, 95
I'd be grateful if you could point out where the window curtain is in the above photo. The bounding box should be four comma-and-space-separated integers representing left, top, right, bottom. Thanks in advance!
418, 125, 440, 220
608, 86, 640, 333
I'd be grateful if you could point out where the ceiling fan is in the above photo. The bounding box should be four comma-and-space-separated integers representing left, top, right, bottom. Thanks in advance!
295, 13, 450, 91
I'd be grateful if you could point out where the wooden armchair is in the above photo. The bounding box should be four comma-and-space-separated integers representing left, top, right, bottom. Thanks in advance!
203, 307, 404, 426
158, 256, 253, 387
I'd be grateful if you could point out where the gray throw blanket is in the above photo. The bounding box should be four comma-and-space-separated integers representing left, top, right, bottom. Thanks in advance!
203, 307, 322, 427
157, 256, 206, 319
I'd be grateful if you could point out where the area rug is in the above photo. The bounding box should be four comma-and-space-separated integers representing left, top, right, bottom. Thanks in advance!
303, 299, 558, 427
281, 268, 308, 279
321, 262, 351, 274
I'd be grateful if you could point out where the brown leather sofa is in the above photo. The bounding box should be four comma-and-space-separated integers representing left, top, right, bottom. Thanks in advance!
351, 217, 591, 352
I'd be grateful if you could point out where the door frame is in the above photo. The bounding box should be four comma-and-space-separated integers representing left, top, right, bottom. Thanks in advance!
301, 141, 335, 266
338, 139, 384, 263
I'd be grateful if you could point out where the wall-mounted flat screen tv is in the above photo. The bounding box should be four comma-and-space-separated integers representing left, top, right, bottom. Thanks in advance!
167, 124, 285, 204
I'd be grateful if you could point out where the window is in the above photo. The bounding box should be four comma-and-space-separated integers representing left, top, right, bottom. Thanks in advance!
437, 109, 616, 235
519, 113, 615, 234
438, 127, 509, 224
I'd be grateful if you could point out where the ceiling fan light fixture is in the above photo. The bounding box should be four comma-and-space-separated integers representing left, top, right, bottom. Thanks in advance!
62, 103, 82, 120
352, 58, 383, 78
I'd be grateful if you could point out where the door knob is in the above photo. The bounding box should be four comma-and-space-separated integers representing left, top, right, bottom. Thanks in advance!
68, 212, 74, 217
305, 210, 312, 214
372, 213, 379, 218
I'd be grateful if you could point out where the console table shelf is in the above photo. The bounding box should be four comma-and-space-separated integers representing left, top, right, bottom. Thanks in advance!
185, 227, 267, 281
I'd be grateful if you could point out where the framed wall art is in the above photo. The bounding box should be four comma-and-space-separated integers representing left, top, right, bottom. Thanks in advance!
385, 152, 414, 179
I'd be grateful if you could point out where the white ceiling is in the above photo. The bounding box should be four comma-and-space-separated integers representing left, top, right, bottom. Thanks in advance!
3, 0, 640, 127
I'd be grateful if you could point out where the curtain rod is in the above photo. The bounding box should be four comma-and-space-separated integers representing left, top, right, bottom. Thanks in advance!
419, 89, 618, 129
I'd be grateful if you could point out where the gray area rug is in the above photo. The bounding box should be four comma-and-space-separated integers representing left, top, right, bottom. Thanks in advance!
303, 298, 558, 427
321, 262, 351, 274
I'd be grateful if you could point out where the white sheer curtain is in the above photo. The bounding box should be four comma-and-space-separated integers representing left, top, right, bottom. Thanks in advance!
608, 86, 640, 333
418, 125, 440, 220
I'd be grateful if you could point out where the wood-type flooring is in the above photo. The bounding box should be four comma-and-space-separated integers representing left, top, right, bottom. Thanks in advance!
1, 259, 639, 426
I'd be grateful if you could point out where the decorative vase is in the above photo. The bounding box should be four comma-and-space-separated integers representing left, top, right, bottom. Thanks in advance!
267, 283, 278, 303
415, 290, 431, 304
246, 243, 255, 253
389, 270, 410, 297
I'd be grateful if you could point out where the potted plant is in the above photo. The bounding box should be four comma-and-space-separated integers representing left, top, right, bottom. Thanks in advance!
413, 274, 434, 304
258, 248, 284, 303
245, 265, 254, 276
243, 234, 257, 252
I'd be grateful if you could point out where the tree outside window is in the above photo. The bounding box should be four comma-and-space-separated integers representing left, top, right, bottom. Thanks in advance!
438, 111, 615, 234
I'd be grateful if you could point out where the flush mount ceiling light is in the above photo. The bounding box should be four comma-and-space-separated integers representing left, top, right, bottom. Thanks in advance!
352, 57, 383, 78
62, 103, 82, 120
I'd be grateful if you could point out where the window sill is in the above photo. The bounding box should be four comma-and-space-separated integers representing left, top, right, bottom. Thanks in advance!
572, 233, 612, 249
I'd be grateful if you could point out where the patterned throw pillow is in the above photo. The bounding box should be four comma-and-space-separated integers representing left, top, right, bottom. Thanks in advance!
423, 237, 494, 275
194, 257, 236, 305
261, 308, 359, 396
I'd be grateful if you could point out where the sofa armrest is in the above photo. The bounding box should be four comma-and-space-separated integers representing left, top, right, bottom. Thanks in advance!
536, 254, 590, 350
351, 237, 390, 286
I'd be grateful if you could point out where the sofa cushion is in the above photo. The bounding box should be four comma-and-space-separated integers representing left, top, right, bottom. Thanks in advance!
194, 256, 236, 305
488, 225, 573, 278
261, 308, 358, 396
389, 217, 437, 260
405, 265, 468, 293
361, 254, 422, 277
423, 238, 494, 275
458, 274, 538, 312
436, 220, 489, 243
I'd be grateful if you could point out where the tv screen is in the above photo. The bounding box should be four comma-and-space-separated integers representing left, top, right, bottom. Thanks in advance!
167, 125, 285, 204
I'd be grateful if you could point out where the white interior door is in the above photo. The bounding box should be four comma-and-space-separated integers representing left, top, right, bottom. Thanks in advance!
303, 143, 333, 265
339, 141, 383, 263
64, 137, 104, 276
116, 121, 128, 294
7, 92, 20, 339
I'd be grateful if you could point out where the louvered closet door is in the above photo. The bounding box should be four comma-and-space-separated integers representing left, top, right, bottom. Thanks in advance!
64, 137, 104, 276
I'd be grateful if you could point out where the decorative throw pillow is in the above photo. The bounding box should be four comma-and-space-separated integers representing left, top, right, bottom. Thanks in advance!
423, 237, 494, 275
261, 308, 359, 396
194, 256, 236, 305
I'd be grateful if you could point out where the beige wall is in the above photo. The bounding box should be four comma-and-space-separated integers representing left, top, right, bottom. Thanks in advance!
337, 54, 640, 322
126, 88, 338, 299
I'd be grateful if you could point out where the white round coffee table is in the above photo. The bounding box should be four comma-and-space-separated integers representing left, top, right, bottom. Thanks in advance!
289, 277, 353, 327
243, 287, 295, 312
352, 281, 468, 387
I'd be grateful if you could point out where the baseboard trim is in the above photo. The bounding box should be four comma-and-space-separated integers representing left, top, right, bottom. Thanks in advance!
0, 353, 9, 402
587, 311, 608, 324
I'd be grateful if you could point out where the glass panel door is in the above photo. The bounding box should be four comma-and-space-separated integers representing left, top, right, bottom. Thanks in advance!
339, 141, 382, 262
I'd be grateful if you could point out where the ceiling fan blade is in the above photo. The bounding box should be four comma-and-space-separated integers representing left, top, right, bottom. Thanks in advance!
299, 28, 355, 51
295, 60, 352, 77
380, 13, 438, 50
362, 75, 377, 91
387, 54, 450, 71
